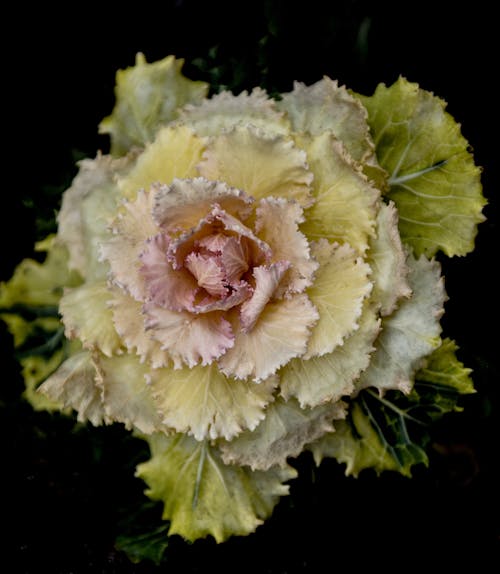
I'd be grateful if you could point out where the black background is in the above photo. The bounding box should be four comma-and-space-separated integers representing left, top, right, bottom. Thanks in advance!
2, 1, 498, 571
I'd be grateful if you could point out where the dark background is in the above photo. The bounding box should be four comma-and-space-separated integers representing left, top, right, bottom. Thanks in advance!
2, 1, 498, 571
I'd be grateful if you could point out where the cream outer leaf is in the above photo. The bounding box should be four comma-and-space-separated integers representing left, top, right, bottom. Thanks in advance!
198, 126, 313, 207
117, 125, 206, 200
94, 354, 165, 434
144, 304, 234, 368
368, 201, 412, 316
38, 351, 107, 425
298, 133, 379, 253
220, 397, 346, 471
99, 53, 208, 156
356, 253, 446, 394
279, 77, 380, 172
149, 364, 277, 441
304, 240, 372, 359
136, 433, 297, 543
59, 281, 122, 357
180, 87, 290, 137
218, 294, 319, 381
280, 304, 381, 407
255, 197, 319, 296
152, 177, 253, 232
109, 289, 167, 368
58, 154, 134, 280
100, 189, 159, 300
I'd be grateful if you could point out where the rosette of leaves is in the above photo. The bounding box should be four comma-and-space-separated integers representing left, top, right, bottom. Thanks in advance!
0, 54, 485, 547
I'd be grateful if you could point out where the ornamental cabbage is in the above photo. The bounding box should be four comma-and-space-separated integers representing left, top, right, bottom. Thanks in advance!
0, 54, 485, 545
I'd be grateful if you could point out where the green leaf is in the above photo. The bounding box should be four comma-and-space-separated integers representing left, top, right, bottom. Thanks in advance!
359, 77, 486, 257
310, 338, 475, 477
115, 501, 169, 565
410, 338, 475, 419
115, 524, 169, 566
20, 346, 68, 412
310, 397, 428, 478
0, 237, 82, 411
416, 338, 474, 395
99, 53, 209, 156
136, 433, 297, 543
0, 236, 81, 309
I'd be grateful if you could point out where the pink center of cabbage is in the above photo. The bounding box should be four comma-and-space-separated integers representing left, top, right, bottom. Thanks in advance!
139, 203, 288, 321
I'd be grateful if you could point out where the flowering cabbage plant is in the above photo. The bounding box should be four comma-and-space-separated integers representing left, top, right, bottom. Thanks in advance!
1, 54, 485, 546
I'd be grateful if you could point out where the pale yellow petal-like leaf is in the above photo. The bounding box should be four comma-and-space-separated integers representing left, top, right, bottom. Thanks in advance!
109, 289, 167, 368
117, 125, 206, 200
180, 87, 290, 137
280, 304, 381, 407
255, 197, 318, 296
38, 351, 107, 425
136, 433, 296, 543
152, 177, 253, 232
279, 77, 383, 179
218, 294, 319, 381
144, 304, 234, 369
304, 240, 372, 358
298, 132, 379, 253
149, 363, 277, 441
58, 154, 134, 280
99, 189, 159, 300
94, 354, 164, 434
198, 126, 313, 207
369, 201, 411, 316
239, 262, 289, 332
220, 397, 346, 471
59, 281, 122, 357
356, 253, 446, 394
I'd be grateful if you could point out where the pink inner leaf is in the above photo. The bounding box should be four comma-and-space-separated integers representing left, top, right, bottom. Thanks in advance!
140, 234, 198, 311
240, 261, 290, 332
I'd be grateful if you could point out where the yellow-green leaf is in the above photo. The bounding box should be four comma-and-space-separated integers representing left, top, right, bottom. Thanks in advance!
359, 77, 486, 257
136, 433, 296, 543
100, 53, 208, 156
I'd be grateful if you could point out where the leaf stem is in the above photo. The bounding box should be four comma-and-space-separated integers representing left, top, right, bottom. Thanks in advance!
192, 441, 207, 510
388, 159, 447, 186
365, 388, 426, 426
16, 326, 65, 359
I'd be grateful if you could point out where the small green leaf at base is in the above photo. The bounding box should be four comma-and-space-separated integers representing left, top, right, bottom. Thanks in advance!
136, 433, 297, 543
115, 501, 170, 566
